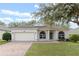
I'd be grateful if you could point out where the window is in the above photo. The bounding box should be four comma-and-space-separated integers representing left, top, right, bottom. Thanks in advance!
39, 31, 46, 39
58, 31, 65, 40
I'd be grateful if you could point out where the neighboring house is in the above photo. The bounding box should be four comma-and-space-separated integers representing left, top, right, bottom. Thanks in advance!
65, 28, 79, 38
0, 25, 9, 39
0, 30, 5, 39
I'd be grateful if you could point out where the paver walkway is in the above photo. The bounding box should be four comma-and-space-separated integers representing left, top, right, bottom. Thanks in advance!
0, 42, 32, 56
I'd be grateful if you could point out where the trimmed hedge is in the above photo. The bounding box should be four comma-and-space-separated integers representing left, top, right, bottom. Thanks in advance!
2, 32, 11, 41
69, 34, 79, 42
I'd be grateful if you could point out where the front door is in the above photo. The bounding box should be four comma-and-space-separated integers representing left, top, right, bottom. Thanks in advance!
49, 31, 53, 39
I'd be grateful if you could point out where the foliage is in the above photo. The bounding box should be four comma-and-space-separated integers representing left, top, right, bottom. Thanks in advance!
33, 3, 79, 27
27, 20, 36, 25
8, 20, 37, 28
2, 32, 11, 41
65, 38, 70, 42
69, 34, 79, 42
0, 21, 5, 26
8, 22, 26, 28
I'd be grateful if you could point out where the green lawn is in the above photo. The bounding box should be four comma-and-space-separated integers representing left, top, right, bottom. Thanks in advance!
0, 40, 8, 45
25, 42, 79, 56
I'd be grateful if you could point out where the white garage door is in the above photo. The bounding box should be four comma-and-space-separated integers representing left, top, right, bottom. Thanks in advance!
14, 32, 35, 41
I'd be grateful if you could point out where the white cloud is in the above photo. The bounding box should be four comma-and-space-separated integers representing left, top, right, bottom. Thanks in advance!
0, 8, 39, 25
34, 4, 39, 8
15, 18, 32, 22
0, 17, 34, 24
0, 17, 14, 24
69, 22, 79, 29
0, 9, 33, 24
1, 9, 31, 17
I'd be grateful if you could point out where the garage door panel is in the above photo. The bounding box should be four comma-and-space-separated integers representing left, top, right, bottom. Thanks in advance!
14, 32, 35, 41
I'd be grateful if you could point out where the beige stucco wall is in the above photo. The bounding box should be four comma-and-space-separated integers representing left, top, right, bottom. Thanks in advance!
53, 31, 59, 40
53, 30, 68, 40
65, 31, 69, 39
0, 31, 5, 40
54, 30, 68, 40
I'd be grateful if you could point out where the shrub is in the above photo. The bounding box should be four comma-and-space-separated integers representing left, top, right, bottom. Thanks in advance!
65, 38, 70, 42
2, 32, 11, 41
58, 37, 65, 41
69, 34, 79, 42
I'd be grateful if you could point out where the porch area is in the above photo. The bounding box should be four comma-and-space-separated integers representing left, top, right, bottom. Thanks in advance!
37, 30, 65, 41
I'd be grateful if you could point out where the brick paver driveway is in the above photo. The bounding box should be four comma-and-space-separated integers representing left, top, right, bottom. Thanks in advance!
0, 42, 32, 56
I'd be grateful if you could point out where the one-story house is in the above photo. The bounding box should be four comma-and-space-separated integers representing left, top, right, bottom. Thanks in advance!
10, 24, 69, 41
0, 24, 75, 41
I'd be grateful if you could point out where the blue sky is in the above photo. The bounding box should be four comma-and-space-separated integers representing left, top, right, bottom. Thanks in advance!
0, 3, 39, 24
0, 3, 78, 29
0, 3, 37, 12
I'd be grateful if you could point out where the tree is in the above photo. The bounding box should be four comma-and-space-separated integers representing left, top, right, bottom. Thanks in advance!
0, 21, 5, 26
8, 22, 20, 28
8, 20, 37, 28
8, 21, 28, 28
33, 4, 55, 27
27, 20, 36, 25
54, 3, 79, 25
33, 3, 79, 27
